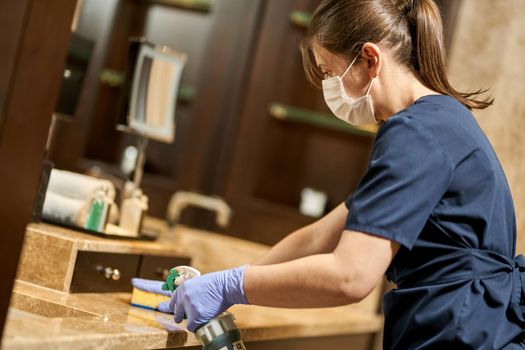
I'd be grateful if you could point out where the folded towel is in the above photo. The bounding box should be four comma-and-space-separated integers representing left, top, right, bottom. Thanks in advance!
42, 169, 119, 226
47, 169, 116, 201
42, 192, 86, 225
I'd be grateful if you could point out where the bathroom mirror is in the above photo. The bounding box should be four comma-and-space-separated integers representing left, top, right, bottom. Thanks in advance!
117, 39, 187, 144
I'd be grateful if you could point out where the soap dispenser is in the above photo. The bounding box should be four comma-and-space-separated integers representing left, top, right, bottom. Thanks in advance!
84, 186, 111, 232
119, 188, 148, 236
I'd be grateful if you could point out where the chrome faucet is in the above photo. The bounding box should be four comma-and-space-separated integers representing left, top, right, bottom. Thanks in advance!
166, 191, 232, 228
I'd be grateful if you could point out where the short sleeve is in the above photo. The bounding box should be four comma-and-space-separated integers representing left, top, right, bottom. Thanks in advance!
344, 115, 454, 249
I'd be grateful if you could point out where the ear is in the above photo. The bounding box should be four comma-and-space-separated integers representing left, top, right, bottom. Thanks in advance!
361, 42, 382, 79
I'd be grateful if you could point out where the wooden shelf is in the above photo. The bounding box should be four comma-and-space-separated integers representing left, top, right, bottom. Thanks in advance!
290, 10, 312, 28
269, 102, 378, 137
99, 69, 195, 102
99, 69, 124, 87
145, 0, 214, 13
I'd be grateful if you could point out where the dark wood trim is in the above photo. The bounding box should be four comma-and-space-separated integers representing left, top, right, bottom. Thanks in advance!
0, 0, 76, 339
0, 1, 30, 132
173, 0, 266, 193
199, 0, 266, 195
51, 0, 122, 170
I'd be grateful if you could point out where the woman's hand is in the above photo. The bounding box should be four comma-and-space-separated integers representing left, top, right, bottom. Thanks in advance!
162, 266, 249, 332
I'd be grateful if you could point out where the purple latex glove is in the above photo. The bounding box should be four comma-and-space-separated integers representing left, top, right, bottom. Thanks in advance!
161, 265, 249, 332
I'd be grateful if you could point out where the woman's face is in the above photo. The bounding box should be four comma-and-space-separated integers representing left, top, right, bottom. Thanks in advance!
312, 41, 373, 100
311, 40, 440, 121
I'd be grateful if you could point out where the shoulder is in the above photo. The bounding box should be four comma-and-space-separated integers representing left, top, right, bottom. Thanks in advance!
380, 94, 471, 137
373, 98, 458, 168
380, 95, 468, 133
375, 110, 440, 152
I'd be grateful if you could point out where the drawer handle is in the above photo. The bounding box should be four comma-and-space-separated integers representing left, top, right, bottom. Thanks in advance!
96, 265, 121, 281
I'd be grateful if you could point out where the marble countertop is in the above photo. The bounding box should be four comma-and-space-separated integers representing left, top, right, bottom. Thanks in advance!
2, 220, 383, 349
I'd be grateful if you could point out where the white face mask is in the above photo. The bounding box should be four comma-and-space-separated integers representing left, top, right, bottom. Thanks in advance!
322, 55, 376, 126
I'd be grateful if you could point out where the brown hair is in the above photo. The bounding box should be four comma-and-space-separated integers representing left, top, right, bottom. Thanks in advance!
301, 0, 493, 110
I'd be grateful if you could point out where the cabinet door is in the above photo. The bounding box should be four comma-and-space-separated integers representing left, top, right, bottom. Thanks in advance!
222, 0, 374, 245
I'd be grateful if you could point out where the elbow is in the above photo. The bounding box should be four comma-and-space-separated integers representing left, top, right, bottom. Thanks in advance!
337, 268, 377, 303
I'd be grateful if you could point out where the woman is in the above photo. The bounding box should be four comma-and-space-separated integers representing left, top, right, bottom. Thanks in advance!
135, 0, 525, 348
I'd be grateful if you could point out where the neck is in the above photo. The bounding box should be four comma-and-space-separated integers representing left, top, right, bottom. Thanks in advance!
375, 70, 440, 122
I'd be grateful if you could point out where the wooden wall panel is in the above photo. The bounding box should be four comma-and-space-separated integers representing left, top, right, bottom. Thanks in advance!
0, 0, 76, 339
448, 0, 525, 254
223, 0, 375, 245
0, 2, 29, 127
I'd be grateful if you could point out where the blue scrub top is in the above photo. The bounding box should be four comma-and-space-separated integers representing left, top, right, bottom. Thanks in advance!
344, 95, 525, 349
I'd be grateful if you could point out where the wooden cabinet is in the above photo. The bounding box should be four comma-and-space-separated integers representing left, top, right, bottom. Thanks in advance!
70, 251, 191, 293
16, 223, 191, 294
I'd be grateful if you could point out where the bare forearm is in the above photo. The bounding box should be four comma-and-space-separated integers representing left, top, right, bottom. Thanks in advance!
244, 254, 362, 308
253, 203, 348, 266
252, 225, 318, 266
244, 231, 397, 309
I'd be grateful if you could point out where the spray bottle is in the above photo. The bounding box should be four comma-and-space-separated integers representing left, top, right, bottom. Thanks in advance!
162, 266, 247, 350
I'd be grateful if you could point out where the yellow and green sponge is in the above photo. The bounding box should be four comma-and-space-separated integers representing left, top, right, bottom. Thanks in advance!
130, 266, 201, 311
130, 278, 172, 311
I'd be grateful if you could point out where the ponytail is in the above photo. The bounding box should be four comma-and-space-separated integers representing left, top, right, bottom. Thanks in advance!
408, 0, 493, 109
301, 0, 493, 110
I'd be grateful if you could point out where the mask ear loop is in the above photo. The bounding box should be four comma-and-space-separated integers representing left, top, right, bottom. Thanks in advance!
365, 53, 380, 96
365, 77, 375, 96
340, 54, 360, 79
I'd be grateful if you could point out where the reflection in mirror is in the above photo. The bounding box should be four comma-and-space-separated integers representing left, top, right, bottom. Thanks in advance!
118, 39, 187, 144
